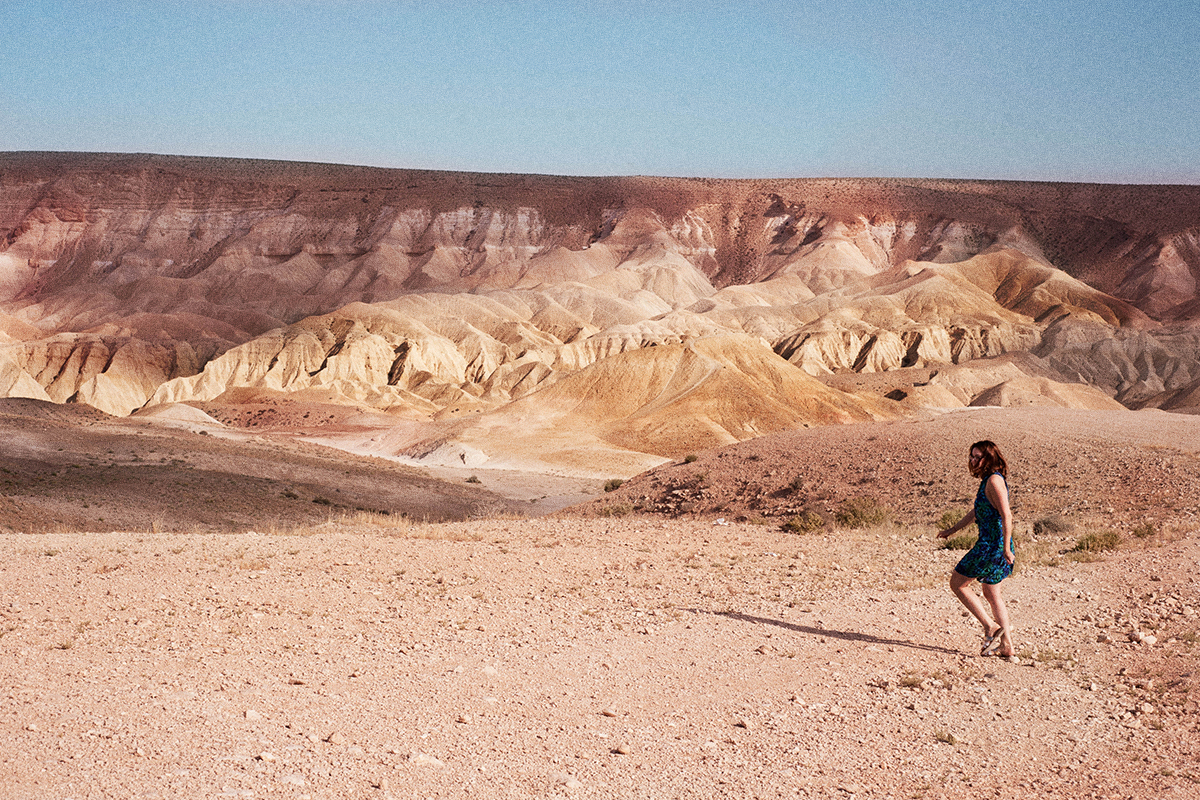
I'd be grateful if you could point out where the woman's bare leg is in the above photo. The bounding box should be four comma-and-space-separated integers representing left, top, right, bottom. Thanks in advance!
981, 581, 1013, 656
950, 572, 999, 637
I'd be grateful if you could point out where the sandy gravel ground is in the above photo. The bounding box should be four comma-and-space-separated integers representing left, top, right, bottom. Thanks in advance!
2, 514, 1197, 799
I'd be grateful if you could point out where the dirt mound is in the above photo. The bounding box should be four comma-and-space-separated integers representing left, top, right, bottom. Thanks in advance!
0, 396, 113, 423
0, 403, 525, 533
575, 407, 1200, 531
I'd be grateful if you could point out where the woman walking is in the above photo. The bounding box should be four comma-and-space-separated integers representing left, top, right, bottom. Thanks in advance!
938, 440, 1016, 658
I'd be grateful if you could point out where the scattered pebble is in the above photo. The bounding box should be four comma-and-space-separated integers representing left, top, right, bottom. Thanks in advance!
552, 772, 584, 788
409, 752, 445, 768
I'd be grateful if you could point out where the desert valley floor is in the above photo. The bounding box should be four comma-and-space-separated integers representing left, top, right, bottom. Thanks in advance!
2, 409, 1199, 800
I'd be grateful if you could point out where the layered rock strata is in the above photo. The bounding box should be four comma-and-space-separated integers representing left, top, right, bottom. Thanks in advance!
2, 153, 1199, 464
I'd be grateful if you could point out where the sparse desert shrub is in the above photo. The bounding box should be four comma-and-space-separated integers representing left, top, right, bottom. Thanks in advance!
684, 454, 699, 464
465, 476, 481, 484
1033, 514, 1074, 536
312, 496, 334, 506
939, 533, 978, 551
936, 508, 976, 549
600, 503, 633, 517
1011, 530, 1056, 572
934, 730, 958, 745
1070, 529, 1121, 553
937, 508, 970, 532
1132, 521, 1157, 539
782, 510, 825, 534
835, 496, 888, 529
604, 478, 624, 492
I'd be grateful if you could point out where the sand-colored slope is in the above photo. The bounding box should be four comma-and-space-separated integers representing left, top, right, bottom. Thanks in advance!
394, 334, 897, 476
143, 246, 1146, 415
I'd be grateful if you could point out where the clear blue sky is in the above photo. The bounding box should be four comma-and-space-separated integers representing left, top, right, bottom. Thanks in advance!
4, 0, 1198, 182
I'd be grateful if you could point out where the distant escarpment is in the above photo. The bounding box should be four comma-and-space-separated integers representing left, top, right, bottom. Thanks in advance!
2, 153, 1198, 469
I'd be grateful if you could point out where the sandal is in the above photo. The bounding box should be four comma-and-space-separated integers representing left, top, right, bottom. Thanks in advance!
981, 628, 1006, 657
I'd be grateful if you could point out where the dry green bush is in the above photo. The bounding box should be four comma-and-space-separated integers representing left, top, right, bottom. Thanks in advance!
781, 510, 825, 534
603, 478, 624, 492
1070, 529, 1121, 553
835, 497, 888, 529
936, 508, 969, 532
936, 507, 977, 550
1033, 514, 1074, 536
1131, 522, 1157, 539
600, 504, 633, 517
939, 532, 978, 551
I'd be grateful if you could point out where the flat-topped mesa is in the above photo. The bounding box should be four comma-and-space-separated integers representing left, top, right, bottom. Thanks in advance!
2, 152, 1199, 432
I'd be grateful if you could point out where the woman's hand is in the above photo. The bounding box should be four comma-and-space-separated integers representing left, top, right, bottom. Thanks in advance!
1003, 547, 1015, 565
939, 510, 974, 539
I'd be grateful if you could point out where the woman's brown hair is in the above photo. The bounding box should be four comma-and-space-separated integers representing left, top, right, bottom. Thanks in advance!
969, 440, 1007, 478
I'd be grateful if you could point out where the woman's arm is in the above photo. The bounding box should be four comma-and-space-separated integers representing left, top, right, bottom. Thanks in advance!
937, 508, 976, 539
985, 474, 1015, 563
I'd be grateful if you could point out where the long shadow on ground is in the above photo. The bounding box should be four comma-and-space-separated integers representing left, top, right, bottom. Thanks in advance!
697, 610, 963, 656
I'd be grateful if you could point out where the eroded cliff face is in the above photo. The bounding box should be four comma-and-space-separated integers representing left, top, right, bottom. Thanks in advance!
2, 153, 1199, 448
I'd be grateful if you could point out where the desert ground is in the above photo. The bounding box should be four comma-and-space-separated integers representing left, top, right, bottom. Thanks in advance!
2, 406, 1199, 800
3, 155, 1200, 797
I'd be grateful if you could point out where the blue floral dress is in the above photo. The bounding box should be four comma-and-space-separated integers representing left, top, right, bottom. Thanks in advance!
954, 473, 1013, 585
